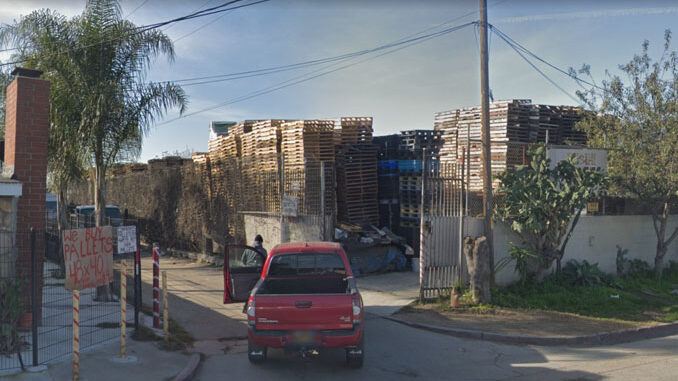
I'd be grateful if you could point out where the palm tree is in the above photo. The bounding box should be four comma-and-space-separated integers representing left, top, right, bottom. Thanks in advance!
1, 0, 187, 298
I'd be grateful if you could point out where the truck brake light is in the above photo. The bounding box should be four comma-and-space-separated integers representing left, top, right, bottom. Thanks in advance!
247, 297, 255, 327
352, 297, 362, 323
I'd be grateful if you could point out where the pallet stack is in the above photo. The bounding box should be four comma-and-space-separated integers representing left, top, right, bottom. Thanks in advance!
374, 135, 400, 231
335, 117, 378, 225
337, 117, 373, 145
435, 99, 587, 191
396, 130, 440, 229
280, 120, 336, 215
281, 120, 336, 167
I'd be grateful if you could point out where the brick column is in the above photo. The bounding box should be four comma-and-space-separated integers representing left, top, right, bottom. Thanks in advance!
4, 67, 50, 318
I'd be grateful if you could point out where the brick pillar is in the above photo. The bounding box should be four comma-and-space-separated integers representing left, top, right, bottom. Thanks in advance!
4, 67, 50, 318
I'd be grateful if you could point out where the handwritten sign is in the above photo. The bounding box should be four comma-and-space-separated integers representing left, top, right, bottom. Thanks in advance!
116, 226, 137, 254
62, 227, 114, 291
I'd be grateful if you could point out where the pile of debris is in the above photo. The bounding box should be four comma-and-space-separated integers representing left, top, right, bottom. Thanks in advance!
334, 223, 414, 277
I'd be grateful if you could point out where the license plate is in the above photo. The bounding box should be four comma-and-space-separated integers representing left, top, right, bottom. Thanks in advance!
293, 331, 314, 344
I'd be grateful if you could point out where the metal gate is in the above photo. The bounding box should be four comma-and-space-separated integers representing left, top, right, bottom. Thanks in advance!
420, 160, 465, 300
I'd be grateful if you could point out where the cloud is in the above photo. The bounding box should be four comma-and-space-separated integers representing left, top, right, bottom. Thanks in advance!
496, 7, 678, 23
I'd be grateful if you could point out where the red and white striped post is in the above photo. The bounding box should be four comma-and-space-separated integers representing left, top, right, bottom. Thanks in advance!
72, 290, 80, 381
153, 243, 160, 329
120, 260, 127, 358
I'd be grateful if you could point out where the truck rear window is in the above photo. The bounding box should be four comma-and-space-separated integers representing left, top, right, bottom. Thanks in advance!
268, 253, 346, 276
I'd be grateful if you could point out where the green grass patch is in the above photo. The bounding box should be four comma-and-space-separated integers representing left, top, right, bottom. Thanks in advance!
489, 267, 678, 322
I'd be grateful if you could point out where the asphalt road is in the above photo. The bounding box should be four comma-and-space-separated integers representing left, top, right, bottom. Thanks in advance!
140, 256, 678, 381
194, 314, 678, 381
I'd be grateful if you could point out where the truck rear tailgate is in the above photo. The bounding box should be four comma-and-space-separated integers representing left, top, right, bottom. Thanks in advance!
254, 294, 354, 331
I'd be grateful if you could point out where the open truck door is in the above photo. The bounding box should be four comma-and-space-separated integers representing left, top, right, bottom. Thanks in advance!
224, 245, 266, 303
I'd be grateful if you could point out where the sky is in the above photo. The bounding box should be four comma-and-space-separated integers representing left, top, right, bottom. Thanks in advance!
0, 0, 677, 162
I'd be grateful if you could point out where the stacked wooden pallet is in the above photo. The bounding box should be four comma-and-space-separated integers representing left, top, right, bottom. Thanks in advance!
208, 134, 241, 161
434, 110, 459, 162
335, 144, 379, 225
252, 120, 284, 171
435, 100, 586, 191
338, 117, 373, 145
281, 120, 336, 167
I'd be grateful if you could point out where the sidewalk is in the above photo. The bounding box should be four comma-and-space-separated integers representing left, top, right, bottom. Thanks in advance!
3, 338, 196, 381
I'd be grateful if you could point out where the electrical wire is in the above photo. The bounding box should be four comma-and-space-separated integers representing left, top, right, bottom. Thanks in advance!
494, 28, 582, 105
155, 21, 476, 125
489, 24, 602, 91
159, 18, 483, 87
173, 9, 231, 43
0, 0, 268, 67
124, 0, 151, 18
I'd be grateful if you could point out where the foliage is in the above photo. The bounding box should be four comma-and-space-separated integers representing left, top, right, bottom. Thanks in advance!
626, 259, 652, 277
561, 259, 603, 286
0, 279, 23, 355
506, 243, 538, 285
0, 0, 187, 227
494, 144, 606, 282
492, 265, 678, 322
0, 70, 11, 139
575, 30, 678, 276
615, 245, 629, 277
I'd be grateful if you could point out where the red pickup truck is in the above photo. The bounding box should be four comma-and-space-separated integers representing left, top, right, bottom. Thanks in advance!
224, 242, 365, 367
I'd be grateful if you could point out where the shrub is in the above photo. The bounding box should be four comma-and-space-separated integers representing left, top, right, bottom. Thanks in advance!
626, 259, 652, 277
0, 279, 23, 355
561, 259, 604, 286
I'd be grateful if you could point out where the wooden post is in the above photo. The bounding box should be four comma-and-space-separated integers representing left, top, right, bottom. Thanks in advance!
479, 0, 495, 284
72, 290, 80, 381
162, 271, 169, 344
120, 260, 127, 358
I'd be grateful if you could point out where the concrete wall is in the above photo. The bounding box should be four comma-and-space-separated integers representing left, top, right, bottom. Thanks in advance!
243, 213, 334, 251
461, 215, 678, 285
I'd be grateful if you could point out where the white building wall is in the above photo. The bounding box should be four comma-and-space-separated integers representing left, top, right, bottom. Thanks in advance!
472, 215, 678, 285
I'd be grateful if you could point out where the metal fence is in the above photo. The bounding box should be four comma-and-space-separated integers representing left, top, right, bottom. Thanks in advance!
1, 222, 138, 373
420, 161, 465, 300
207, 154, 336, 242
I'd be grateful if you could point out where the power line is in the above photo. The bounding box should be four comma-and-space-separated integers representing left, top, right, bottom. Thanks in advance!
489, 24, 602, 91
492, 27, 582, 105
158, 17, 485, 87
163, 0, 215, 32
156, 21, 476, 125
124, 0, 151, 18
0, 0, 269, 67
174, 7, 232, 43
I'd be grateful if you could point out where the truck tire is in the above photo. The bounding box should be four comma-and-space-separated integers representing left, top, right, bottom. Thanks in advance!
248, 339, 267, 364
345, 335, 364, 369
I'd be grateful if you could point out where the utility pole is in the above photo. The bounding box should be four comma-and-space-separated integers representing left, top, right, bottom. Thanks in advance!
479, 0, 495, 280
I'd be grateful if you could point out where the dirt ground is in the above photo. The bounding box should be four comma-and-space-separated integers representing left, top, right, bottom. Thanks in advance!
395, 304, 662, 337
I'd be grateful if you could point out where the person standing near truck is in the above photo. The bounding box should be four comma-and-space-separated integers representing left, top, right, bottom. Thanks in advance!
242, 234, 267, 266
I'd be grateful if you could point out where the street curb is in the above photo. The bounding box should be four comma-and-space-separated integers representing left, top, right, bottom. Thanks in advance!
383, 315, 678, 346
173, 353, 201, 381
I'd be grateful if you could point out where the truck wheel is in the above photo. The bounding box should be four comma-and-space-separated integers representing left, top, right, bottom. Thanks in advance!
248, 339, 267, 364
345, 335, 364, 369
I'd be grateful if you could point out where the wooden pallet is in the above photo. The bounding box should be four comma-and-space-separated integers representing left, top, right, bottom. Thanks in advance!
338, 117, 373, 145
435, 100, 587, 191
335, 143, 379, 225
281, 120, 336, 166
